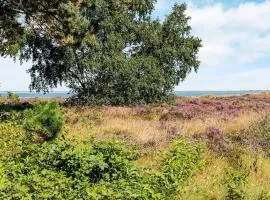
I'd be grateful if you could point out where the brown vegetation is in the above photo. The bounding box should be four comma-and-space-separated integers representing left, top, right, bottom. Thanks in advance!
65, 93, 270, 150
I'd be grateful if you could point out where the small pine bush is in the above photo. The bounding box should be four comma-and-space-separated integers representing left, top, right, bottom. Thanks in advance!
7, 92, 20, 103
23, 101, 64, 139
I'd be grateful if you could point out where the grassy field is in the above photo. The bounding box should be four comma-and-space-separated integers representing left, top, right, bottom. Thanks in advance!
1, 93, 270, 199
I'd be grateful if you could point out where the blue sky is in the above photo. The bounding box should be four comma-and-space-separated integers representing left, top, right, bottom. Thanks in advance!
0, 0, 270, 91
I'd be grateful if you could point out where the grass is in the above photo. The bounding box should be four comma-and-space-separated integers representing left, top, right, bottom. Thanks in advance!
62, 94, 270, 198
62, 94, 269, 149
1, 93, 270, 199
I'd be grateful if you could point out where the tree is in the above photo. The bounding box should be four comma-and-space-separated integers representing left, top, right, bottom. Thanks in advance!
0, 0, 201, 105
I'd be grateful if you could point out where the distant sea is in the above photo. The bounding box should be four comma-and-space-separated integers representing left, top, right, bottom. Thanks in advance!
0, 90, 268, 98
0, 91, 71, 98
175, 90, 269, 97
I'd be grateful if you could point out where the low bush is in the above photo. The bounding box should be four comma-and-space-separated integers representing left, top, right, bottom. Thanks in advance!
0, 136, 204, 199
7, 92, 20, 102
204, 127, 233, 156
0, 138, 140, 199
0, 122, 25, 157
247, 115, 270, 156
23, 101, 64, 140
225, 169, 247, 200
66, 93, 176, 106
231, 114, 270, 156
149, 139, 205, 197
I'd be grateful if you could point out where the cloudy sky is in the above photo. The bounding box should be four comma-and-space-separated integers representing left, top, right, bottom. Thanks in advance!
0, 0, 270, 91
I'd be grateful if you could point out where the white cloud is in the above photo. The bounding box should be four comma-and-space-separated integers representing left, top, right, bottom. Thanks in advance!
177, 67, 270, 91
186, 1, 270, 65
1, 1, 270, 91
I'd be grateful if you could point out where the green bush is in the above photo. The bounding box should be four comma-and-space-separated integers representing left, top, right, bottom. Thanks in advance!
23, 101, 64, 139
150, 139, 205, 197
0, 122, 25, 157
0, 136, 205, 199
225, 169, 247, 200
0, 139, 142, 199
7, 92, 20, 103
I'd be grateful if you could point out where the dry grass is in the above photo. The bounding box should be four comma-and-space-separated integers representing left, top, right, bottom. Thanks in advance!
180, 155, 229, 199
60, 94, 270, 192
62, 94, 270, 153
245, 154, 270, 199
1, 93, 270, 198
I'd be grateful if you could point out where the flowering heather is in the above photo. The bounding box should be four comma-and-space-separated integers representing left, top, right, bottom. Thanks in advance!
195, 127, 233, 156
1, 93, 270, 198
157, 94, 270, 121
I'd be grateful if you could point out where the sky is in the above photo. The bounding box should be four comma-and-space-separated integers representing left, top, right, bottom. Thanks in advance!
0, 0, 270, 91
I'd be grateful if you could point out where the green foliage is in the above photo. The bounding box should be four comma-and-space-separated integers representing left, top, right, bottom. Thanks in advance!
7, 92, 19, 103
0, 102, 31, 123
225, 169, 247, 200
0, 109, 20, 123
0, 135, 204, 199
0, 138, 142, 199
223, 147, 251, 200
0, 122, 25, 157
257, 191, 270, 200
23, 101, 64, 139
1, 1, 201, 105
149, 139, 205, 197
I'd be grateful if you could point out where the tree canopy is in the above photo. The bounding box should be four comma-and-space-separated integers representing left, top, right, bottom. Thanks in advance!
0, 0, 202, 105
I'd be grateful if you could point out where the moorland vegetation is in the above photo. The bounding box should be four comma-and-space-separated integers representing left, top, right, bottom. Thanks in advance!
0, 93, 270, 199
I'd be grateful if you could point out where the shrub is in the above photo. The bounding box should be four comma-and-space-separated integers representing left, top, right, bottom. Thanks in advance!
0, 102, 32, 124
150, 138, 205, 197
247, 115, 270, 156
0, 122, 25, 157
23, 101, 64, 140
0, 136, 205, 199
225, 169, 247, 200
204, 127, 233, 156
7, 92, 20, 103
0, 138, 144, 199
232, 114, 270, 156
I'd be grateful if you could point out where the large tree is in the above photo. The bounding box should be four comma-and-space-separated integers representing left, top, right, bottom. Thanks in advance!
0, 0, 201, 105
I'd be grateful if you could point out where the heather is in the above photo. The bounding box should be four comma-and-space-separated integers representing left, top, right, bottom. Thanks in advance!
1, 93, 270, 199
